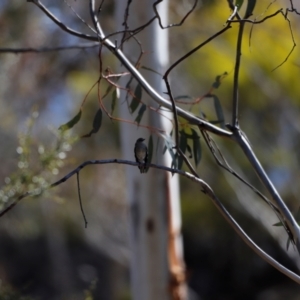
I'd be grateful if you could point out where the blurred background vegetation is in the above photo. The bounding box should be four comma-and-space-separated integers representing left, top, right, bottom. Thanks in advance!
1, 0, 300, 299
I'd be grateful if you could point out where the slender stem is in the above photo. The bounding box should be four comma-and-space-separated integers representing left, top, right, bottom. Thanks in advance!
232, 21, 245, 128
27, 0, 98, 40
76, 172, 88, 228
164, 24, 232, 79
233, 129, 300, 254
198, 178, 300, 284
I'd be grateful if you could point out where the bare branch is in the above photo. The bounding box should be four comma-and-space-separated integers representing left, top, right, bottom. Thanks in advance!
272, 11, 296, 71
163, 59, 199, 177
27, 0, 98, 41
76, 172, 88, 228
199, 177, 300, 285
230, 9, 283, 24
153, 0, 198, 29
164, 24, 232, 80
201, 130, 295, 245
232, 21, 245, 127
2, 158, 300, 284
231, 127, 300, 253
287, 0, 300, 15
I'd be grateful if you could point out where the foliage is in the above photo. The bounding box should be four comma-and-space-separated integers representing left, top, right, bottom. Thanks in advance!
0, 111, 77, 212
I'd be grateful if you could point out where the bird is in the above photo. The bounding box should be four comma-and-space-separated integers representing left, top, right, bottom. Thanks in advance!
134, 138, 148, 173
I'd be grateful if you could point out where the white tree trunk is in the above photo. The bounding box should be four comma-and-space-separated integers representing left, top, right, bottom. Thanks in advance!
115, 1, 186, 299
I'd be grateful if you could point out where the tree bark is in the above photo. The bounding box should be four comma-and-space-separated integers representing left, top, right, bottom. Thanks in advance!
115, 1, 186, 299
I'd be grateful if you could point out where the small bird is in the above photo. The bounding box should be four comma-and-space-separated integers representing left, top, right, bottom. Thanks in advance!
134, 138, 148, 173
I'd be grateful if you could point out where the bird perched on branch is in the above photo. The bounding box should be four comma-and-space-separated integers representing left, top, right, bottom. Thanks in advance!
134, 138, 148, 173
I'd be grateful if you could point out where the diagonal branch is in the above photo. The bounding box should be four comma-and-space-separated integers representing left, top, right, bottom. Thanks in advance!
201, 130, 295, 244
231, 127, 300, 253
28, 0, 233, 138
1, 158, 300, 284
27, 0, 98, 40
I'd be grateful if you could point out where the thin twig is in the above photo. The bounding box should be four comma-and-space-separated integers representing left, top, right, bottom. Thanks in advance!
201, 130, 295, 245
1, 158, 300, 284
164, 24, 232, 80
153, 0, 198, 29
177, 148, 199, 178
272, 10, 296, 71
163, 61, 199, 177
76, 172, 88, 228
232, 128, 300, 253
230, 9, 283, 24
199, 179, 300, 284
27, 0, 98, 41
288, 0, 300, 15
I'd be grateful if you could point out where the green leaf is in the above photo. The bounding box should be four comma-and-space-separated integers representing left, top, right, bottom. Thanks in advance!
245, 0, 256, 18
235, 0, 244, 10
126, 76, 133, 89
59, 110, 82, 131
102, 84, 114, 100
191, 129, 201, 166
146, 135, 153, 172
125, 76, 134, 104
82, 109, 102, 138
212, 95, 225, 128
212, 72, 228, 89
111, 89, 117, 115
93, 109, 102, 132
178, 131, 187, 170
135, 104, 147, 124
130, 84, 142, 113
186, 144, 192, 158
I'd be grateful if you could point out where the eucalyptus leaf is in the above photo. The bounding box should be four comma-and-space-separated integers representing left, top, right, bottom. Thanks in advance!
135, 104, 147, 124
111, 89, 117, 115
59, 110, 82, 131
191, 129, 201, 166
245, 0, 256, 18
178, 131, 187, 170
213, 95, 225, 129
82, 109, 102, 138
130, 84, 142, 113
